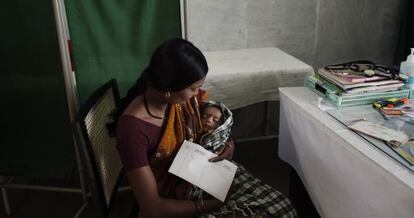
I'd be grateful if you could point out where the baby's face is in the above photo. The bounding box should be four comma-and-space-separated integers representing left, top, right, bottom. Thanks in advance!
201, 106, 222, 132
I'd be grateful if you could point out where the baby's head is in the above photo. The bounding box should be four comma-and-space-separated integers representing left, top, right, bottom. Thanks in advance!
200, 103, 224, 133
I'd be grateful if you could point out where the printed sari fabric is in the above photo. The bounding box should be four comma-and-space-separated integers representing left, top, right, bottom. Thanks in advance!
149, 91, 297, 217
201, 164, 298, 218
149, 91, 206, 198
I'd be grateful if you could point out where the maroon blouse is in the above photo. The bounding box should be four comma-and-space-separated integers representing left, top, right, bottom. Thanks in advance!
116, 115, 162, 171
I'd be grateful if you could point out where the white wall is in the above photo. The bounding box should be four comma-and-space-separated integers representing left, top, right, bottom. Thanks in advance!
187, 0, 403, 68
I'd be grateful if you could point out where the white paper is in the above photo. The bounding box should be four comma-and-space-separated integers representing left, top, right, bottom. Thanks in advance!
168, 140, 238, 202
348, 120, 409, 144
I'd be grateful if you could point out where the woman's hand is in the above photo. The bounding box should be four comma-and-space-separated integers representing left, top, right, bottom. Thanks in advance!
209, 139, 235, 162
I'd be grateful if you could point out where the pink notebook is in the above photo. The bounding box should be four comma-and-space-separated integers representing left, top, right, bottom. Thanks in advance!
339, 74, 386, 83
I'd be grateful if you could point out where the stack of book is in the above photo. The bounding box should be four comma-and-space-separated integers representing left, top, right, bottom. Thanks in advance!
313, 68, 404, 96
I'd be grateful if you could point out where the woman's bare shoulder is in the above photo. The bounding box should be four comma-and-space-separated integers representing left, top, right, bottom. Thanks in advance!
123, 96, 145, 117
122, 96, 164, 127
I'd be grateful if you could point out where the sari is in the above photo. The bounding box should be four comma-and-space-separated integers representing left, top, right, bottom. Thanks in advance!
148, 91, 206, 198
149, 91, 297, 217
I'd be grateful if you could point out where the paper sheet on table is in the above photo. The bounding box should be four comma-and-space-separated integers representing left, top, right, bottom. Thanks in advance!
348, 120, 409, 144
168, 140, 237, 202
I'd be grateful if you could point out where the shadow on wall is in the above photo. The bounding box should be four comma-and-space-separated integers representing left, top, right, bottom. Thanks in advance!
231, 101, 279, 140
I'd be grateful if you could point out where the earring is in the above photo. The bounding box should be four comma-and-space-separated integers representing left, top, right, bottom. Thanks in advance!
165, 92, 171, 98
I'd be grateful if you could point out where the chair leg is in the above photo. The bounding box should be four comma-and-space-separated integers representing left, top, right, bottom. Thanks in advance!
0, 176, 11, 216
74, 201, 89, 218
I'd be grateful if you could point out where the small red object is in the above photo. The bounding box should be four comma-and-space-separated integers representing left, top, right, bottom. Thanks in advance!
401, 97, 409, 105
386, 104, 394, 109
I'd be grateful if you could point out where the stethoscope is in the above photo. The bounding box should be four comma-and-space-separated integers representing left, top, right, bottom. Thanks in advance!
324, 60, 399, 79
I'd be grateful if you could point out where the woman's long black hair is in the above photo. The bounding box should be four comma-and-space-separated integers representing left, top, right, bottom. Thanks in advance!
116, 38, 208, 121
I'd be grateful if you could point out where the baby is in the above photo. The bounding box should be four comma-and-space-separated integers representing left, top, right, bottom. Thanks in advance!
198, 101, 233, 154
191, 101, 234, 200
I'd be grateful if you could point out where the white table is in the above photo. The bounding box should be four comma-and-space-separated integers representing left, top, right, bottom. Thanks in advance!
278, 87, 414, 218
203, 47, 314, 109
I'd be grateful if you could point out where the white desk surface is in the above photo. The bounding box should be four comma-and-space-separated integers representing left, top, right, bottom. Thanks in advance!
278, 87, 414, 218
203, 47, 314, 109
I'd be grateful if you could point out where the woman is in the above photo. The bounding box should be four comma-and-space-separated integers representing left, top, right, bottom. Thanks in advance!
116, 38, 297, 217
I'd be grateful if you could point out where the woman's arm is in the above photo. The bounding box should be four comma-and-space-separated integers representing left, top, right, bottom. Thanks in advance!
127, 166, 222, 217
208, 138, 235, 162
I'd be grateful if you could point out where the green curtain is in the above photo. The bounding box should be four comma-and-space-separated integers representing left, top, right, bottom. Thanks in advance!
0, 1, 75, 179
0, 0, 181, 180
395, 0, 414, 64
65, 0, 182, 103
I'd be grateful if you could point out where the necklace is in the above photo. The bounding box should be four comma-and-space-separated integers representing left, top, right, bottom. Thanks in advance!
143, 91, 164, 120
